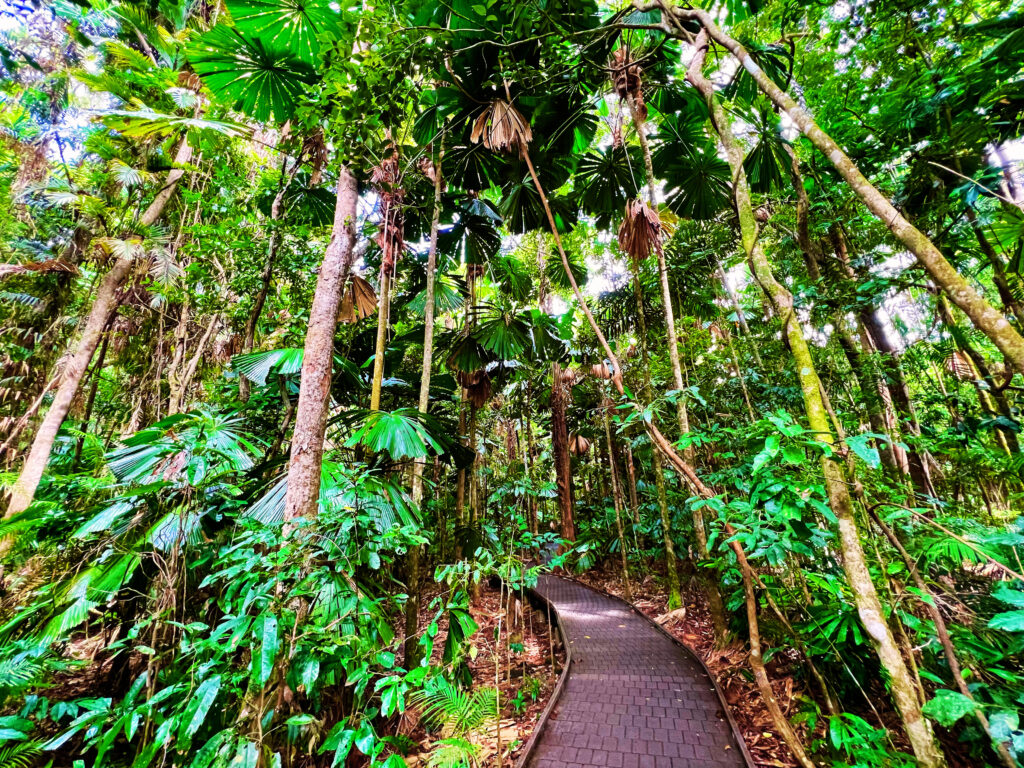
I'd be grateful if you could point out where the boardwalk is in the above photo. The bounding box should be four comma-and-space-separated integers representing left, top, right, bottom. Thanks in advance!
526, 576, 748, 768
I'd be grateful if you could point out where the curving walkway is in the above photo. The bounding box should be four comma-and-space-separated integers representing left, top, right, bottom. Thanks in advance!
526, 575, 748, 768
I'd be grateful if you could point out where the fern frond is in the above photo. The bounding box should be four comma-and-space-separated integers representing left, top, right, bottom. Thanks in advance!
427, 738, 479, 768
0, 742, 42, 768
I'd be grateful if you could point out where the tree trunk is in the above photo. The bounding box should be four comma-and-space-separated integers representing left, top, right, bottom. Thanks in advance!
937, 294, 1020, 455
405, 147, 443, 669
730, 536, 816, 768
686, 32, 947, 768
550, 362, 575, 542
282, 167, 359, 526
658, 3, 1024, 375
72, 329, 110, 471
168, 313, 220, 416
4, 138, 193, 521
629, 266, 682, 608
369, 267, 392, 411
603, 399, 633, 601
239, 155, 303, 402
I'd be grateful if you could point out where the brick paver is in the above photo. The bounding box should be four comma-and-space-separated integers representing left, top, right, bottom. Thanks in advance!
527, 575, 747, 768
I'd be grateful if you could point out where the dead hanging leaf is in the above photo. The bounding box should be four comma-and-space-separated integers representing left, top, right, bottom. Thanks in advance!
471, 99, 532, 156
371, 149, 405, 273
608, 48, 647, 120
338, 275, 378, 324
590, 362, 612, 380
560, 367, 578, 385
302, 126, 327, 186
0, 258, 78, 279
212, 332, 240, 363
617, 198, 662, 261
177, 70, 203, 93
946, 350, 975, 380
568, 433, 591, 456
457, 369, 492, 409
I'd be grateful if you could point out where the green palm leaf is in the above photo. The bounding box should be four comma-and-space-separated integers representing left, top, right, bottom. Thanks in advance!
225, 0, 341, 63
574, 146, 641, 229
188, 26, 317, 122
662, 146, 731, 220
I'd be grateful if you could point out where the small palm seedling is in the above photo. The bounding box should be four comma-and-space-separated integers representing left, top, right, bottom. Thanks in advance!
410, 678, 499, 768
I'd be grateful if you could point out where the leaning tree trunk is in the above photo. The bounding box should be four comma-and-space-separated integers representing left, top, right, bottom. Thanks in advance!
405, 147, 443, 668
649, 1, 1024, 376
686, 32, 947, 768
282, 167, 359, 526
4, 138, 193, 521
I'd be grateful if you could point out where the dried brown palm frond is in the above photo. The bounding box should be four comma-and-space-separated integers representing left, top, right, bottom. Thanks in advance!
471, 99, 532, 156
212, 332, 240, 363
457, 369, 492, 409
302, 126, 328, 186
560, 367, 578, 385
617, 198, 662, 262
338, 275, 378, 324
0, 258, 77, 278
608, 48, 647, 120
568, 433, 591, 456
371, 149, 405, 273
945, 350, 975, 381
177, 70, 203, 92
590, 362, 613, 380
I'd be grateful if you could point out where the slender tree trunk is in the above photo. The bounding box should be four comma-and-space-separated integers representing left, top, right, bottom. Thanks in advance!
686, 33, 947, 768
168, 313, 219, 416
937, 294, 1020, 454
282, 167, 359, 526
369, 267, 392, 411
4, 141, 194, 520
239, 155, 303, 402
717, 260, 764, 367
523, 385, 538, 534
603, 398, 633, 601
71, 330, 110, 471
624, 442, 640, 524
551, 362, 576, 542
730, 537, 816, 768
629, 265, 682, 608
654, 2, 1024, 375
405, 147, 443, 669
630, 92, 722, 618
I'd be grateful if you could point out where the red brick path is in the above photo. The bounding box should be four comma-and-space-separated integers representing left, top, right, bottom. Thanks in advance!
527, 575, 747, 768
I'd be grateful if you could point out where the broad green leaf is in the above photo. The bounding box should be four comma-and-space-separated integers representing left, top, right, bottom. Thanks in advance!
179, 676, 222, 745
922, 689, 977, 727
989, 610, 1024, 632
252, 614, 279, 687
845, 434, 881, 469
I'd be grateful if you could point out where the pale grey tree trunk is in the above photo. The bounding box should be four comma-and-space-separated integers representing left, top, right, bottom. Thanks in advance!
282, 167, 359, 526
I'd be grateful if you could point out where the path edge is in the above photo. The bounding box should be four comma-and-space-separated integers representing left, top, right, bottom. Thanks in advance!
513, 579, 573, 768
562, 574, 756, 768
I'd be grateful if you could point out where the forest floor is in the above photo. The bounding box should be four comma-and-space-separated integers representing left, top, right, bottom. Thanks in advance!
401, 579, 565, 767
